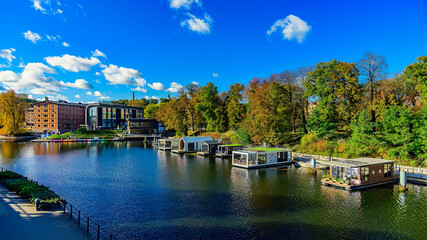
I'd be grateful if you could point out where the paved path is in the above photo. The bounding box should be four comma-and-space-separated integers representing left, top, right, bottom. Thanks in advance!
0, 184, 90, 240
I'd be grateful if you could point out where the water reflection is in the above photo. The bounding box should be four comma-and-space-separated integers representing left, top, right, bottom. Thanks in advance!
0, 142, 426, 240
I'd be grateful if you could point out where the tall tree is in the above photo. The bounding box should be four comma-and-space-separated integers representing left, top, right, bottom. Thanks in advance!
358, 52, 388, 123
304, 60, 361, 135
403, 56, 427, 104
0, 90, 25, 136
196, 82, 220, 131
226, 83, 246, 130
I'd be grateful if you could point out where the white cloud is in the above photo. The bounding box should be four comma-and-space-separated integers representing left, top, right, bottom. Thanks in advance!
267, 15, 311, 43
23, 31, 42, 43
95, 72, 101, 76
74, 94, 81, 99
212, 72, 218, 77
95, 79, 101, 83
86, 90, 110, 99
30, 0, 63, 15
131, 87, 147, 93
0, 48, 16, 63
94, 91, 110, 100
145, 96, 160, 100
170, 0, 200, 9
0, 62, 63, 97
60, 79, 93, 89
45, 54, 100, 72
62, 42, 70, 47
166, 82, 183, 93
101, 64, 146, 86
180, 13, 212, 34
31, 0, 46, 12
148, 82, 165, 91
92, 49, 106, 58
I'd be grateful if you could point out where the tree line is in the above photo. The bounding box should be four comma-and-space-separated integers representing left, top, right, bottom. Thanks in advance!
138, 53, 427, 166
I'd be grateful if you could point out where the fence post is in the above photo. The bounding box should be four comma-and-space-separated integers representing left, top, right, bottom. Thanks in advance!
63, 203, 66, 213
78, 211, 80, 226
97, 225, 100, 240
110, 234, 113, 240
70, 205, 73, 220
86, 217, 89, 235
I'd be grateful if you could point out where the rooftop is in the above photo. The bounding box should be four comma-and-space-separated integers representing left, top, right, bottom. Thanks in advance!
181, 136, 213, 143
327, 158, 395, 168
235, 147, 291, 153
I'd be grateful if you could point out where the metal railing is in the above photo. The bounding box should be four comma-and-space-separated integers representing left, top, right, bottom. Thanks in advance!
0, 167, 115, 240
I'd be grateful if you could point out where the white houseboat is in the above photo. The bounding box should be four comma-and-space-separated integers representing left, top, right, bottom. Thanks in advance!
232, 147, 292, 169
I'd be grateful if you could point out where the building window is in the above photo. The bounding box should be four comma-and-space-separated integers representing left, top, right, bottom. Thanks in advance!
360, 167, 369, 182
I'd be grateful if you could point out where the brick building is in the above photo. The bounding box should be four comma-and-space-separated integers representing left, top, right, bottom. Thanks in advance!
33, 100, 87, 134
24, 108, 34, 127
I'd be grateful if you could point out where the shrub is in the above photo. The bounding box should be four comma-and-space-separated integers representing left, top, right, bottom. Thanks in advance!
0, 171, 22, 181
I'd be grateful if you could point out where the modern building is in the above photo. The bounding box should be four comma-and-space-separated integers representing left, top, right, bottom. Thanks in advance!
85, 102, 162, 135
232, 147, 292, 169
321, 158, 396, 190
158, 138, 180, 151
24, 108, 34, 128
33, 100, 86, 134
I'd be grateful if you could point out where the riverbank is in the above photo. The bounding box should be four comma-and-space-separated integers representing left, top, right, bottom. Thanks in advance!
0, 184, 89, 240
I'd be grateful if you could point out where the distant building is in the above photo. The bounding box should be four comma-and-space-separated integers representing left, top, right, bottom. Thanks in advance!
33, 100, 87, 134
85, 103, 162, 134
24, 108, 34, 127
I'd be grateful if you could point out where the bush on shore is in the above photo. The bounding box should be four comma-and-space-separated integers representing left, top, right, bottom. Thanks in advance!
0, 171, 63, 210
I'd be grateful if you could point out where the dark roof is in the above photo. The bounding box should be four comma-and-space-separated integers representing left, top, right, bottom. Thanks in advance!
86, 102, 143, 110
203, 140, 219, 145
327, 158, 395, 168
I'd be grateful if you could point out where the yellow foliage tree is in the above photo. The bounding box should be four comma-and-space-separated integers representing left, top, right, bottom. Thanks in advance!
0, 90, 25, 136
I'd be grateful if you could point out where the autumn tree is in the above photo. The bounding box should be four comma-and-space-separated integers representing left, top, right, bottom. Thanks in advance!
0, 90, 26, 136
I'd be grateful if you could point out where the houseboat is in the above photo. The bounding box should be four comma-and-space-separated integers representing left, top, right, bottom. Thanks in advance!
171, 136, 213, 154
321, 158, 397, 190
216, 144, 244, 158
232, 147, 292, 169
197, 140, 220, 156
158, 138, 180, 151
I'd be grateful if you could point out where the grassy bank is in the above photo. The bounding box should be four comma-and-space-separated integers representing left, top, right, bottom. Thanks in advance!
47, 128, 119, 139
0, 170, 64, 210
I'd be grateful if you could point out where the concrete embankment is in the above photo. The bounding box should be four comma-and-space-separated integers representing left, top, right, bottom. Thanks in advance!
0, 184, 89, 240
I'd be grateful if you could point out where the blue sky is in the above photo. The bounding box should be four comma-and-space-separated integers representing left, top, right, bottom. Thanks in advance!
0, 0, 426, 102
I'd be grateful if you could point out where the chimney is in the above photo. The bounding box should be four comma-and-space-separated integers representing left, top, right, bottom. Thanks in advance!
132, 92, 135, 101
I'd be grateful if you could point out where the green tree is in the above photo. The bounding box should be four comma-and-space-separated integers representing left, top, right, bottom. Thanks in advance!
304, 60, 361, 135
403, 56, 427, 104
226, 83, 246, 130
196, 82, 220, 131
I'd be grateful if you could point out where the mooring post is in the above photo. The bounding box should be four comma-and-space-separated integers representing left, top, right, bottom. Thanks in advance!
78, 211, 80, 226
400, 170, 407, 187
87, 217, 90, 234
311, 158, 316, 169
97, 225, 100, 240
70, 205, 73, 220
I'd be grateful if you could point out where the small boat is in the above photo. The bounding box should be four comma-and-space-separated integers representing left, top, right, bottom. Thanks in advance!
112, 137, 124, 142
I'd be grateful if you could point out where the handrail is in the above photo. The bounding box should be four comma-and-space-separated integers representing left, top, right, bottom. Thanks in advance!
0, 167, 115, 240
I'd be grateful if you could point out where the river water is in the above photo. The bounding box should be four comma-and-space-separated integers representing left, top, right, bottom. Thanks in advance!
0, 141, 425, 239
